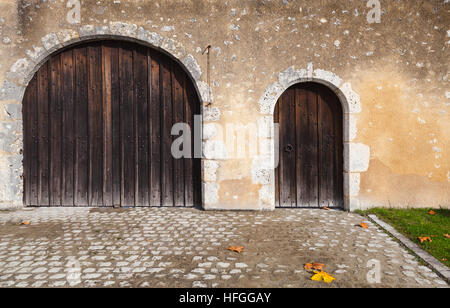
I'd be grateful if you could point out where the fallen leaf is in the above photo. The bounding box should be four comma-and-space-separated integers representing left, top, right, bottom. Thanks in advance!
428, 210, 436, 215
311, 271, 336, 284
312, 263, 326, 271
418, 236, 432, 244
304, 262, 326, 272
359, 223, 369, 229
20, 221, 31, 225
444, 234, 450, 239
442, 258, 447, 262
227, 246, 244, 253
304, 263, 313, 271
323, 206, 330, 211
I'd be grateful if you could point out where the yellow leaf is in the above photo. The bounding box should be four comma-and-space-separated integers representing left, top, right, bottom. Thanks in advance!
311, 272, 323, 282
310, 271, 336, 284
20, 221, 31, 225
323, 273, 336, 284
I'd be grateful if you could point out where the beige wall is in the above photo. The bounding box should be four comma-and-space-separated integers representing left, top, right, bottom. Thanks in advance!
0, 0, 448, 209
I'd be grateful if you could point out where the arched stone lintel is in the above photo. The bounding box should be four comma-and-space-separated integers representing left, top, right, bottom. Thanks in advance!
259, 65, 362, 116
1, 23, 212, 105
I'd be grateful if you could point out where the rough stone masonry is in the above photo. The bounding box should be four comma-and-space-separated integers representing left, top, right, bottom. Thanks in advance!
0, 0, 448, 210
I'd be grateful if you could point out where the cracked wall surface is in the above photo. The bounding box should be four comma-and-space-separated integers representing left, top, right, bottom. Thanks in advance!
0, 0, 448, 210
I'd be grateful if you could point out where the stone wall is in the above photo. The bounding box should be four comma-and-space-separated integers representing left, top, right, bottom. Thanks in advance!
0, 0, 448, 210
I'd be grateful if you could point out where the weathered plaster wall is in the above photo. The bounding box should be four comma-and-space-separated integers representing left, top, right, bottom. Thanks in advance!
0, 0, 448, 210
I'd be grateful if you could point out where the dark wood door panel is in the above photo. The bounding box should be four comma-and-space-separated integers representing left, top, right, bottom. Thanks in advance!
275, 82, 343, 208
23, 40, 201, 207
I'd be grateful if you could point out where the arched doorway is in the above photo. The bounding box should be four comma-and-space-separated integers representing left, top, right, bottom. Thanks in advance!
274, 82, 343, 208
22, 40, 202, 207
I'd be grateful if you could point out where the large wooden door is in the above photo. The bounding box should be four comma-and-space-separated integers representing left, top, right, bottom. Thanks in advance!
275, 82, 343, 208
23, 40, 202, 207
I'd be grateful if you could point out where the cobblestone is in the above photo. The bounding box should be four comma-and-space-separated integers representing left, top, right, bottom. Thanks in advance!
0, 207, 447, 288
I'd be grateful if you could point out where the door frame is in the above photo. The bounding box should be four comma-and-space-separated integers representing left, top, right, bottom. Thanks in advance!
13, 30, 211, 208
274, 82, 344, 209
256, 65, 371, 211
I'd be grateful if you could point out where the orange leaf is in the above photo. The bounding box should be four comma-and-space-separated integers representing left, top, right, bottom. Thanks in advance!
304, 262, 326, 272
428, 210, 436, 215
359, 223, 369, 229
323, 206, 330, 211
444, 234, 450, 239
304, 263, 313, 271
442, 258, 447, 262
20, 221, 31, 225
312, 263, 326, 271
227, 246, 244, 253
418, 236, 432, 244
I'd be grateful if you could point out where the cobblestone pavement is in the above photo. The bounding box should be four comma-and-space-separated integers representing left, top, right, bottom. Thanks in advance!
0, 207, 447, 288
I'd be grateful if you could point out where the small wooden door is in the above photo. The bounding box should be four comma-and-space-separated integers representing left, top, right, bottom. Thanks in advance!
23, 40, 202, 207
274, 82, 343, 208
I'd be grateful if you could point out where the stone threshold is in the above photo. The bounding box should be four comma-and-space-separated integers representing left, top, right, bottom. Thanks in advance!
368, 214, 450, 283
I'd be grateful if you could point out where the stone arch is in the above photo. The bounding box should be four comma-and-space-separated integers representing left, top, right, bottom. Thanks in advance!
0, 23, 212, 207
4, 23, 212, 104
256, 64, 370, 211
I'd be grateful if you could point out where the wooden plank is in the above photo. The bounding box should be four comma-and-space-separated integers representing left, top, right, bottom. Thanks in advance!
295, 86, 304, 207
119, 43, 135, 206
102, 44, 113, 207
318, 86, 343, 208
30, 75, 39, 206
49, 55, 62, 206
183, 76, 194, 207
74, 47, 89, 206
274, 101, 280, 208
110, 43, 121, 207
23, 76, 38, 205
134, 46, 149, 207
160, 56, 174, 207
333, 93, 344, 208
278, 91, 287, 207
288, 87, 297, 207
61, 50, 75, 206
296, 85, 318, 207
279, 88, 296, 207
172, 66, 185, 207
87, 44, 104, 206
149, 51, 162, 207
36, 64, 50, 206
304, 84, 319, 207
318, 88, 330, 207
22, 76, 30, 205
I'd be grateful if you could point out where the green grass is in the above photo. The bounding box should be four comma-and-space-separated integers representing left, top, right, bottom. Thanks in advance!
358, 208, 450, 267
